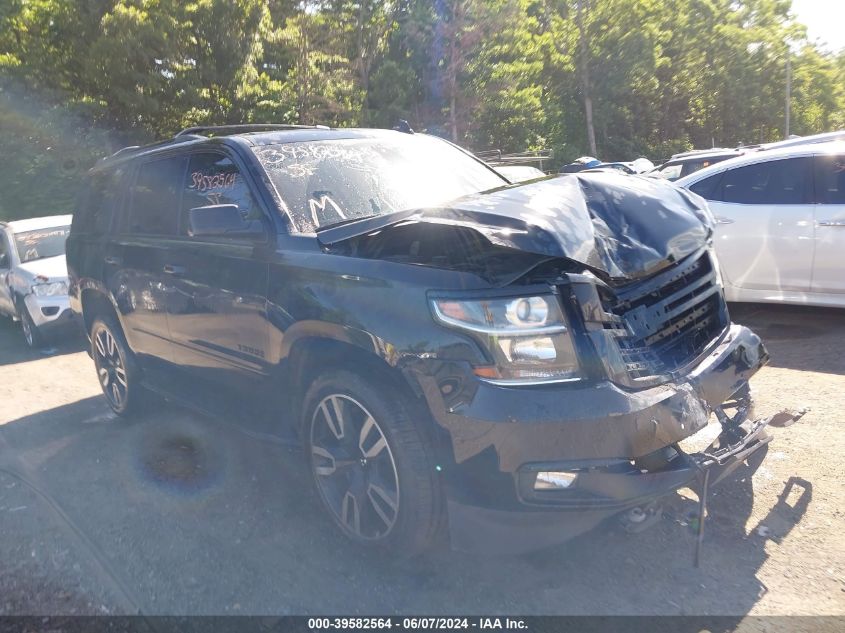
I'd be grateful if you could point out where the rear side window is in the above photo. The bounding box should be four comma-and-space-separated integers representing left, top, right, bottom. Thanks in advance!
814, 154, 845, 204
126, 155, 187, 235
680, 160, 707, 177
181, 152, 263, 236
680, 156, 733, 178
74, 167, 125, 235
715, 158, 811, 205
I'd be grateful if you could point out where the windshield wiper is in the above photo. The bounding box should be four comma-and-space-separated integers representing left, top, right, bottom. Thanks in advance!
317, 212, 389, 232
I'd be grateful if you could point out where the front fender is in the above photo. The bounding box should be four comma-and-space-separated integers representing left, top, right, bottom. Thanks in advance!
275, 319, 399, 367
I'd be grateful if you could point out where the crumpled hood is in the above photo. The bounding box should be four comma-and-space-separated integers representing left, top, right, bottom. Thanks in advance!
318, 172, 713, 283
15, 255, 68, 281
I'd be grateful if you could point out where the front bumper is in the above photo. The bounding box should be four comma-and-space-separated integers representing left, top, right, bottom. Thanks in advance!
23, 293, 78, 330
410, 324, 772, 553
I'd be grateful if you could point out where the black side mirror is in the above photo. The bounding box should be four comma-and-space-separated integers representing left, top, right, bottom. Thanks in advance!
188, 204, 264, 239
0, 253, 8, 269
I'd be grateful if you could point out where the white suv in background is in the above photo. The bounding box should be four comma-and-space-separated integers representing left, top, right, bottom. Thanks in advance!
676, 142, 845, 308
0, 215, 76, 347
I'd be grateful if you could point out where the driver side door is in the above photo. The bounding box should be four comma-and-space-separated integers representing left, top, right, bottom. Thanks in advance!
162, 150, 272, 386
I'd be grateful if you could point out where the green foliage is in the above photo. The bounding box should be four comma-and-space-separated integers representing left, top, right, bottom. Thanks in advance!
0, 0, 843, 220
0, 83, 113, 220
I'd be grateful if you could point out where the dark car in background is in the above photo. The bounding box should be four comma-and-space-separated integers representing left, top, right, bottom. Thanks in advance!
67, 124, 779, 554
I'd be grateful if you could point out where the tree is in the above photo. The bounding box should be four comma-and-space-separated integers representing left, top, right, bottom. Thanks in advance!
2, 0, 845, 221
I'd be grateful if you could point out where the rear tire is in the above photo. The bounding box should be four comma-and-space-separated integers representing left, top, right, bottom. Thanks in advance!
302, 369, 444, 555
90, 316, 147, 417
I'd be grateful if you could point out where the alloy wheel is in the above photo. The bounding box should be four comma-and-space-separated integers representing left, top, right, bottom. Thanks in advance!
21, 315, 34, 347
94, 327, 129, 410
310, 394, 400, 540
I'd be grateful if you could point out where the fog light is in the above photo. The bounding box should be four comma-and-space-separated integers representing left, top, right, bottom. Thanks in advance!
534, 471, 579, 490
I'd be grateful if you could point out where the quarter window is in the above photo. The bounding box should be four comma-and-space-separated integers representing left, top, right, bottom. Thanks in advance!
0, 233, 9, 268
181, 153, 263, 236
126, 156, 187, 236
814, 155, 845, 204
716, 158, 811, 205
75, 167, 125, 235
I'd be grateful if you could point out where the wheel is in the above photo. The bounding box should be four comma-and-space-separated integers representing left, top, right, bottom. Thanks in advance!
90, 316, 146, 416
302, 369, 444, 554
19, 306, 44, 348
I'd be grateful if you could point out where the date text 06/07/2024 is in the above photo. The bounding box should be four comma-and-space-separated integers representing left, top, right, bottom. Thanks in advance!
307, 618, 528, 630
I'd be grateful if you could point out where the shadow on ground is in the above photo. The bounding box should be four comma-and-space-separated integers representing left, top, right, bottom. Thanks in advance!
0, 316, 86, 367
0, 389, 810, 616
729, 303, 845, 376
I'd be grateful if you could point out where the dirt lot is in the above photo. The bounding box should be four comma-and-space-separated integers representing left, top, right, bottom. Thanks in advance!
0, 303, 844, 618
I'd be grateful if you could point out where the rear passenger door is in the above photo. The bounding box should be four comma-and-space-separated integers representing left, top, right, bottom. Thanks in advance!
111, 154, 187, 362
702, 157, 814, 292
811, 153, 845, 295
162, 150, 271, 383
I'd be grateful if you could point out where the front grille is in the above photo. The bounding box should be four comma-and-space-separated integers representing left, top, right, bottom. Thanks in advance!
600, 251, 727, 380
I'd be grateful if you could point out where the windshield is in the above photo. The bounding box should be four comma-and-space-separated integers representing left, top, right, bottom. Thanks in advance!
14, 226, 71, 263
253, 135, 506, 232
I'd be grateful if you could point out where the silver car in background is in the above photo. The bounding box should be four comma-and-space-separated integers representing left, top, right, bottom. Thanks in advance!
676, 142, 845, 308
0, 215, 76, 347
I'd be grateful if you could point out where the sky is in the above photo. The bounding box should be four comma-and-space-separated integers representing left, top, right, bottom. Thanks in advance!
791, 0, 845, 52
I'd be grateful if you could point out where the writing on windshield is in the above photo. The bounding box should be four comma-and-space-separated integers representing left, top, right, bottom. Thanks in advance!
253, 135, 504, 233
14, 227, 70, 263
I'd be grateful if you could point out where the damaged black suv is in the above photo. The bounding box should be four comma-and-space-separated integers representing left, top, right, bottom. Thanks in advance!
67, 125, 775, 554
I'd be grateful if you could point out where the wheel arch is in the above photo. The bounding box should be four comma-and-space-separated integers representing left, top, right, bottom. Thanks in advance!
11, 289, 27, 319
288, 336, 418, 400
80, 288, 122, 337
283, 335, 431, 432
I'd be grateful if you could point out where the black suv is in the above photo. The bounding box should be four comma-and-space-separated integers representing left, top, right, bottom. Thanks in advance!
67, 124, 778, 554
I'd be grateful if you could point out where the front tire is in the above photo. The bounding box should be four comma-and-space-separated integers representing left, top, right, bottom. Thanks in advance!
19, 306, 44, 348
302, 369, 444, 555
90, 316, 146, 417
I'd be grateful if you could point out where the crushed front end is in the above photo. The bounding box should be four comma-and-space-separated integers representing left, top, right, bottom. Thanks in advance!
410, 246, 774, 554
324, 172, 783, 554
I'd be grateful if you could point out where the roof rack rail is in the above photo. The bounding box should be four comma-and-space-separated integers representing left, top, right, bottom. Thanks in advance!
105, 124, 331, 163
110, 145, 141, 158
107, 134, 206, 160
174, 123, 329, 138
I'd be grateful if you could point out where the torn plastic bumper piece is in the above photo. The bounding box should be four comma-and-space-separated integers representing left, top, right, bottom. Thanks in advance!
447, 411, 772, 554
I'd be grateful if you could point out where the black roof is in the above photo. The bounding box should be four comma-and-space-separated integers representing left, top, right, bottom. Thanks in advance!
95, 125, 404, 172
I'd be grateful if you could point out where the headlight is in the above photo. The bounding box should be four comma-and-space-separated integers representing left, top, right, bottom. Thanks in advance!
534, 470, 579, 490
431, 295, 582, 383
31, 281, 68, 297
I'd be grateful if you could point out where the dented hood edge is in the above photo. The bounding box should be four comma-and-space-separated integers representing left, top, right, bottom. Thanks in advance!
317, 173, 713, 283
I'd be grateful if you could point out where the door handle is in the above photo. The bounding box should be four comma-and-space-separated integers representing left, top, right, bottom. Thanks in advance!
714, 216, 734, 225
104, 256, 122, 265
818, 220, 845, 227
162, 264, 187, 275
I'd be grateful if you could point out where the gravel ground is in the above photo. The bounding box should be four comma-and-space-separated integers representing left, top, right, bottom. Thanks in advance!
0, 303, 843, 617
